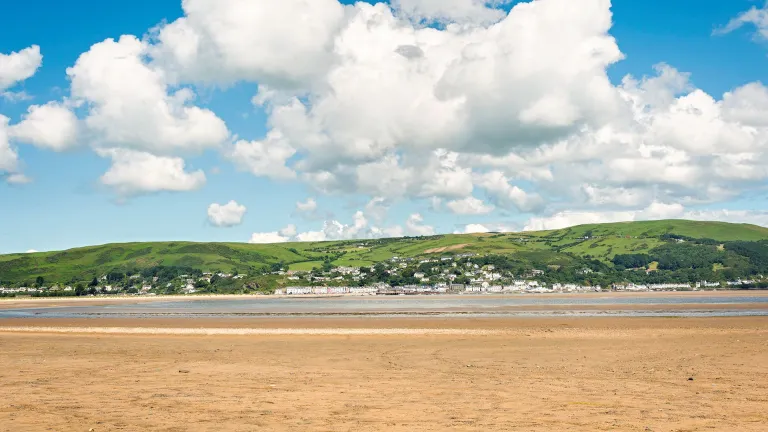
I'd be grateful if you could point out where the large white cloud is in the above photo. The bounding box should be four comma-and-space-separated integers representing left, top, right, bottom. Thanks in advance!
219, 0, 632, 219
98, 148, 206, 195
207, 200, 247, 227
239, 0, 768, 223
68, 35, 229, 154
10, 102, 79, 151
150, 0, 345, 88
464, 61, 768, 220
0, 45, 42, 92
258, 0, 623, 168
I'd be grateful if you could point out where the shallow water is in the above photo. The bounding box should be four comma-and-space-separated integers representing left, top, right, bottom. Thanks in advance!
2, 294, 768, 319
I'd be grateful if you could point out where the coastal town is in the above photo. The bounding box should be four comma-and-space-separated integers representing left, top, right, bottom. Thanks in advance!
1, 253, 761, 298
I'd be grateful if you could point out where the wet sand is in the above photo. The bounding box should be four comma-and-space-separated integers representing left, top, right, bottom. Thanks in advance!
1, 317, 767, 431
3, 291, 768, 321
2, 290, 767, 310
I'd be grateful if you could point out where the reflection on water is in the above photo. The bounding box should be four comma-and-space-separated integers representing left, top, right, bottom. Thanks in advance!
1, 295, 768, 319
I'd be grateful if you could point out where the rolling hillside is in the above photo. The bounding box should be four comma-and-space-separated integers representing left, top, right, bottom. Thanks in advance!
2, 219, 768, 285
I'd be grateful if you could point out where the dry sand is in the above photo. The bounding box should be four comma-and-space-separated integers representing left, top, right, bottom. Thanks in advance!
1, 317, 767, 431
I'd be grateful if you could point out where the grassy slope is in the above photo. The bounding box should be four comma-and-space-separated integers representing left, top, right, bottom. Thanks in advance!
2, 220, 768, 284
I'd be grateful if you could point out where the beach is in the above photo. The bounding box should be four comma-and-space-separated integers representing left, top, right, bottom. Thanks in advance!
2, 293, 768, 431
1, 312, 767, 431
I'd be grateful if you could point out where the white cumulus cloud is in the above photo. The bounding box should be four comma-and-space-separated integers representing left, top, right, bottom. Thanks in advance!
0, 45, 42, 92
240, 0, 623, 205
98, 148, 206, 195
207, 200, 247, 227
11, 102, 79, 151
68, 35, 229, 155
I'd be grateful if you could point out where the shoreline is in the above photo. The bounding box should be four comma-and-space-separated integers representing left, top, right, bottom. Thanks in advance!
2, 289, 767, 310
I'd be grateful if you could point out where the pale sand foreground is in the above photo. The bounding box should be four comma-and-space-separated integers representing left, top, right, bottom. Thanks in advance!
1, 317, 767, 431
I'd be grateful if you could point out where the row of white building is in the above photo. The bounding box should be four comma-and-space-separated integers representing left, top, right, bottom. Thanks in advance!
466, 283, 601, 293
274, 281, 604, 296
275, 286, 379, 296
614, 283, 694, 292
612, 281, 744, 291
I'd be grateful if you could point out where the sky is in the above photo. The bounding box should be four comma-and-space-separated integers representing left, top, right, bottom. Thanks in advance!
2, 0, 768, 253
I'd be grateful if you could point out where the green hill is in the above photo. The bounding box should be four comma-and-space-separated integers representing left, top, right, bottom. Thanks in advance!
2, 219, 768, 287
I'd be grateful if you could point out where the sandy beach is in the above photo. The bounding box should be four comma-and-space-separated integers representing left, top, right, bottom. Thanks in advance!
1, 316, 767, 431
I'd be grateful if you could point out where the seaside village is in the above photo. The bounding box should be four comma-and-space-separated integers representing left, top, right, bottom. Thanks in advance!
268, 255, 755, 296
1, 254, 759, 298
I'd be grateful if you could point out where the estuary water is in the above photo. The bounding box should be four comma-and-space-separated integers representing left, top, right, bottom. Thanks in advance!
2, 293, 768, 319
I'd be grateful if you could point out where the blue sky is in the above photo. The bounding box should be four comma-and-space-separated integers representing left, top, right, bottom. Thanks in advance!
2, 0, 768, 253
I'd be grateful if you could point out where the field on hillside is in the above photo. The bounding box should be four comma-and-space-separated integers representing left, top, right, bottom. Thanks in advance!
2, 220, 768, 285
